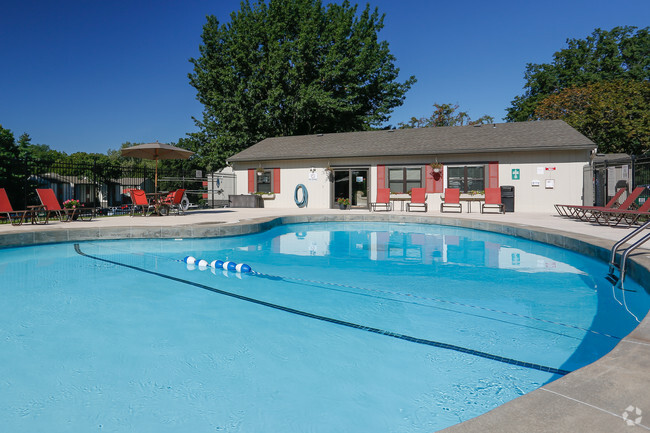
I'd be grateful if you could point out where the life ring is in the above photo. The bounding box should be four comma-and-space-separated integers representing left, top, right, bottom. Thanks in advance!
294, 184, 308, 208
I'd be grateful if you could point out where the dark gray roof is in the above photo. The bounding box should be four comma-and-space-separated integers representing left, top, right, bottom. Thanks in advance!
228, 120, 595, 163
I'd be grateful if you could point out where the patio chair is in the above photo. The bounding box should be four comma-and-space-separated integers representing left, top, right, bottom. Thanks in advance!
37, 188, 95, 222
555, 187, 626, 219
440, 188, 462, 213
371, 188, 392, 211
481, 188, 505, 214
593, 196, 650, 227
129, 189, 153, 216
0, 188, 30, 225
406, 188, 427, 212
577, 187, 645, 222
162, 188, 186, 215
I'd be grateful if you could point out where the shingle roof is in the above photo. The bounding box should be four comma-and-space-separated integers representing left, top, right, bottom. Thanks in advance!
228, 120, 595, 163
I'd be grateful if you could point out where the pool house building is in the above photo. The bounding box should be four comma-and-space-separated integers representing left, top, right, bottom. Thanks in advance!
228, 120, 596, 212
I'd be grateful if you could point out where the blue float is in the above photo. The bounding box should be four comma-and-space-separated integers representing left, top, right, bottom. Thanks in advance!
183, 256, 251, 273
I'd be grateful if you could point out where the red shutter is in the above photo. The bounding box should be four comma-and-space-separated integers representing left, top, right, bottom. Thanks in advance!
273, 168, 281, 193
377, 165, 386, 189
488, 162, 499, 188
425, 165, 434, 193
248, 169, 255, 193
433, 166, 444, 193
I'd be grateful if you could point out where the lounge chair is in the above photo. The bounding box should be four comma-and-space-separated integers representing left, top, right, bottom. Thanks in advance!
371, 188, 392, 211
406, 188, 427, 212
162, 188, 186, 215
481, 188, 505, 214
440, 188, 462, 213
593, 196, 650, 227
555, 187, 627, 219
37, 188, 94, 222
575, 187, 645, 222
0, 188, 30, 225
129, 189, 153, 216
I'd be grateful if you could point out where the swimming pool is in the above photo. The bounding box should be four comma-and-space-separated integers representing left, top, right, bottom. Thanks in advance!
1, 221, 648, 432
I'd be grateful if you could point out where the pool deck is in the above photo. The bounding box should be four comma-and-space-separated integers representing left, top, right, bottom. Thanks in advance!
1, 208, 649, 432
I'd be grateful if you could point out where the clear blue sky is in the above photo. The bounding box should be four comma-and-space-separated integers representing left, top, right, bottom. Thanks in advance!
1, 0, 648, 154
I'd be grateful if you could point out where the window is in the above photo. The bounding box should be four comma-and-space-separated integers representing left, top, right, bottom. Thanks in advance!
447, 165, 486, 193
256, 171, 272, 193
388, 167, 422, 193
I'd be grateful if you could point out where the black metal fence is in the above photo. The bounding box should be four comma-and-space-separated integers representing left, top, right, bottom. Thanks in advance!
0, 158, 224, 211
592, 155, 650, 207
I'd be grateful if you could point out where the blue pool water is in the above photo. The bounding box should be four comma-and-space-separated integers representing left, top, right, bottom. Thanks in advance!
1, 222, 648, 432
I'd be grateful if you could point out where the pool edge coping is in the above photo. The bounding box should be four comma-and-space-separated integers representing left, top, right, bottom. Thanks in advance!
2, 213, 649, 432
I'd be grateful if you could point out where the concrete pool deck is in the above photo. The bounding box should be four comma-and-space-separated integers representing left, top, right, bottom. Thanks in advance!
1, 207, 649, 432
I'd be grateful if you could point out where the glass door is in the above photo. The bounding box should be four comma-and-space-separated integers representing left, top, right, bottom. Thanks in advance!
333, 168, 368, 208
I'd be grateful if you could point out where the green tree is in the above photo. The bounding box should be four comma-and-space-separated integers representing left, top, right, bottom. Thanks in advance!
17, 133, 66, 164
506, 26, 650, 122
534, 80, 650, 155
398, 103, 494, 128
0, 125, 22, 205
188, 0, 416, 168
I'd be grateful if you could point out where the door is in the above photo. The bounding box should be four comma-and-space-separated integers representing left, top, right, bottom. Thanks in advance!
333, 168, 369, 208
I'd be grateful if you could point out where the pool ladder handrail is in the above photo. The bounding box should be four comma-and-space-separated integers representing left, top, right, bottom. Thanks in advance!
606, 220, 650, 286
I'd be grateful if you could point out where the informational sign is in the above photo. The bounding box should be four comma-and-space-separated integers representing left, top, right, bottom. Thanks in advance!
511, 169, 520, 180
308, 171, 318, 181
356, 176, 364, 183
546, 179, 555, 189
537, 167, 544, 175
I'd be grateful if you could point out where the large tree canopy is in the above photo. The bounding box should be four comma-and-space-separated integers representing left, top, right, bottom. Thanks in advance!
534, 79, 650, 155
398, 103, 494, 129
188, 0, 416, 168
506, 26, 650, 122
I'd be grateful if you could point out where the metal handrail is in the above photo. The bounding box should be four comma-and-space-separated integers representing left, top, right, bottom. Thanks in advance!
607, 220, 650, 285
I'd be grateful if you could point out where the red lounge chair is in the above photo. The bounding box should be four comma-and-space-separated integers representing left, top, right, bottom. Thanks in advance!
481, 188, 505, 214
129, 189, 153, 216
555, 187, 627, 219
0, 188, 30, 225
577, 187, 645, 222
371, 188, 392, 211
593, 196, 650, 227
406, 188, 427, 212
36, 188, 73, 222
441, 188, 462, 213
162, 188, 186, 215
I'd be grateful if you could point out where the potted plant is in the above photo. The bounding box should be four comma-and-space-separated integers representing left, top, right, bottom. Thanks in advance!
430, 162, 443, 173
63, 199, 81, 209
63, 199, 82, 220
337, 197, 350, 210
256, 167, 265, 176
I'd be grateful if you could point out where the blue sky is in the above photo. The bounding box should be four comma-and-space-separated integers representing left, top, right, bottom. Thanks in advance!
1, 0, 648, 154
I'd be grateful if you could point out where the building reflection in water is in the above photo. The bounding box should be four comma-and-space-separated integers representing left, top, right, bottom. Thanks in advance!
269, 229, 584, 274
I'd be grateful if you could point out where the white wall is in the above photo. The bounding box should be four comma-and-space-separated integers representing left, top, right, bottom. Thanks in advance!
232, 149, 590, 213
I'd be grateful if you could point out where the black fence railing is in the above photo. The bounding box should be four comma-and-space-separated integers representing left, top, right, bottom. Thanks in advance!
592, 155, 650, 207
0, 158, 230, 211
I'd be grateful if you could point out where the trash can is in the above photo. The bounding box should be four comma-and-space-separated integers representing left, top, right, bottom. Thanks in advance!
500, 185, 515, 212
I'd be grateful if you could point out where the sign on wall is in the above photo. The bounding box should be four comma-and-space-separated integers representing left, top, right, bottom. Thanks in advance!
511, 169, 520, 180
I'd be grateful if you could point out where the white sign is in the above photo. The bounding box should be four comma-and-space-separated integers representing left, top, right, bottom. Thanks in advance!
308, 172, 318, 181
622, 165, 629, 180
545, 179, 555, 189
531, 180, 540, 187
537, 167, 544, 175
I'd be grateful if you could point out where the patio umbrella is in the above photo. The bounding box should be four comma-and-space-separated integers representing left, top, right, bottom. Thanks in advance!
120, 141, 194, 191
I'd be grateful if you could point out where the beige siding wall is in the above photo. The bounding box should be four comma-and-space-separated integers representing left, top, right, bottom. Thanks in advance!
232, 149, 589, 213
